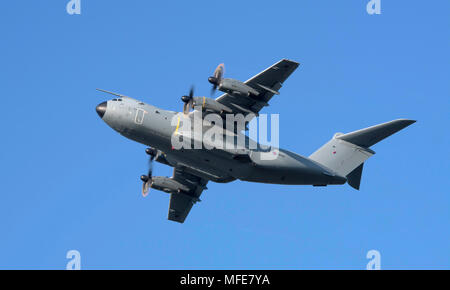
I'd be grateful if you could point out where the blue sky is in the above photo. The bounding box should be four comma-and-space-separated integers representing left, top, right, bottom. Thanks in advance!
0, 1, 448, 269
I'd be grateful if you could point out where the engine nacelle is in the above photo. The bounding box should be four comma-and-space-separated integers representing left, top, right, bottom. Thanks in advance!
154, 152, 170, 166
146, 148, 170, 166
192, 97, 232, 114
150, 176, 190, 193
219, 78, 260, 97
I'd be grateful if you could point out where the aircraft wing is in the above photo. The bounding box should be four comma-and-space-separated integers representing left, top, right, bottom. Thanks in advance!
215, 59, 299, 118
168, 166, 208, 223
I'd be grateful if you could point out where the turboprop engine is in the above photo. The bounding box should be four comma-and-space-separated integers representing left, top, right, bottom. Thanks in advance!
208, 63, 260, 97
147, 176, 190, 193
213, 78, 260, 97
181, 87, 233, 114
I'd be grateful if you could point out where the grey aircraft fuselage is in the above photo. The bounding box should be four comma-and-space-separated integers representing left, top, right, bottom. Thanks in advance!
96, 96, 347, 186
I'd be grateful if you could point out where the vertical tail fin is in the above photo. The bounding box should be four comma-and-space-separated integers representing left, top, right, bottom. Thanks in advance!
309, 119, 416, 189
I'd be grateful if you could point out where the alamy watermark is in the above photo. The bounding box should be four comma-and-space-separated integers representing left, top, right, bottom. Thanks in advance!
366, 0, 381, 15
66, 250, 81, 270
64, 249, 381, 269
66, 1, 380, 16
170, 107, 280, 161
66, 0, 81, 15
366, 249, 381, 270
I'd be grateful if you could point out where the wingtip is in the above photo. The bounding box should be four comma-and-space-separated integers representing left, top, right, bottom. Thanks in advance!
395, 119, 417, 126
282, 58, 300, 66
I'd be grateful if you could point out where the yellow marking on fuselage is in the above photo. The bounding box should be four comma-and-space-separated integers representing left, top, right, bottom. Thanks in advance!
174, 115, 181, 135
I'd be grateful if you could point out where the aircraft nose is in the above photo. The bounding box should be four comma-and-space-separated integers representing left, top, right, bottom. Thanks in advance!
96, 101, 107, 118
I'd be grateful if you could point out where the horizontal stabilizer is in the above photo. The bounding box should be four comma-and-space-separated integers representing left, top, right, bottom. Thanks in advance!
337, 119, 416, 148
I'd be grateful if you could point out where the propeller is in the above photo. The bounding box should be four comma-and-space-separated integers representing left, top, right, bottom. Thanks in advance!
141, 147, 157, 197
208, 63, 225, 95
181, 86, 195, 115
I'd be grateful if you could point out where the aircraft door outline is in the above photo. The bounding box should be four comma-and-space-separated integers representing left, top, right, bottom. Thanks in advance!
134, 108, 147, 125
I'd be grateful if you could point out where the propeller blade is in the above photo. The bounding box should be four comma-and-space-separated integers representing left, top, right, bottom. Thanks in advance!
184, 99, 194, 115
183, 102, 189, 115
140, 174, 150, 197
214, 63, 224, 80
142, 181, 150, 197
145, 147, 157, 159
209, 63, 224, 95
142, 148, 156, 197
148, 158, 153, 177
182, 86, 195, 114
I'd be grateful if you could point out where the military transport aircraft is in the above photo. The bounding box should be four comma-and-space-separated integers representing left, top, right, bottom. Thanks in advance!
95, 59, 415, 223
